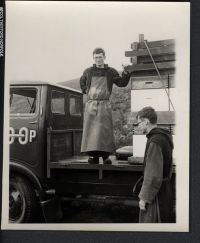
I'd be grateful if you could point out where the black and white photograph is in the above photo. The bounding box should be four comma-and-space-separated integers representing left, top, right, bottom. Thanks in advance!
1, 1, 190, 231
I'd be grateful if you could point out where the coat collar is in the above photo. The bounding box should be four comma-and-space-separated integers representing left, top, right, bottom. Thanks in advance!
93, 64, 109, 70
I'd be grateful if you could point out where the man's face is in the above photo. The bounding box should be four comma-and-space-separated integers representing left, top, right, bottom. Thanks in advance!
137, 117, 148, 134
93, 53, 105, 67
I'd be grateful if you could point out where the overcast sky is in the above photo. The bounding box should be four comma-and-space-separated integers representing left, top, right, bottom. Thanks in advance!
5, 1, 189, 83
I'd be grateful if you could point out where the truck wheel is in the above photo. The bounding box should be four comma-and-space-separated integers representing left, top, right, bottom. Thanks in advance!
9, 176, 37, 223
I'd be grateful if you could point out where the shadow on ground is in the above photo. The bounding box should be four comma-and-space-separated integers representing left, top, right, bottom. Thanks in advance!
61, 202, 139, 223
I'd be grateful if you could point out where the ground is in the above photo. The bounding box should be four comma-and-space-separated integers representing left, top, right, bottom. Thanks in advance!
61, 202, 139, 223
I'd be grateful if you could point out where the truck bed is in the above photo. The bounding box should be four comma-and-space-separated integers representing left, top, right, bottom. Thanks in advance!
47, 155, 175, 198
47, 155, 144, 178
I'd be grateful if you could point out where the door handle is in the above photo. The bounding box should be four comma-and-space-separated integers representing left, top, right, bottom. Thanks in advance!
29, 121, 38, 124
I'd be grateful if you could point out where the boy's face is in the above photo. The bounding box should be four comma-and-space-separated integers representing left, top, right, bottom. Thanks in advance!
93, 53, 105, 67
137, 117, 149, 134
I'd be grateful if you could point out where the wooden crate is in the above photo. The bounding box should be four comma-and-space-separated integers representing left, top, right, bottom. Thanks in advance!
128, 111, 175, 125
125, 35, 175, 75
125, 35, 176, 159
126, 61, 175, 73
132, 135, 147, 157
131, 89, 175, 111
133, 134, 176, 157
131, 39, 175, 50
125, 45, 175, 58
128, 111, 175, 135
131, 75, 175, 90
130, 54, 175, 65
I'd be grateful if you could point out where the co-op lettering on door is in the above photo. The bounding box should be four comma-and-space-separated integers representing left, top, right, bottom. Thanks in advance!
9, 127, 37, 145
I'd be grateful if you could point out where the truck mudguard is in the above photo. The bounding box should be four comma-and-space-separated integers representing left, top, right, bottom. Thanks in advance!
10, 161, 45, 199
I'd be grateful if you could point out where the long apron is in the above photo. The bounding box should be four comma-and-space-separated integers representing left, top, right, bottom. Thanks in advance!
81, 75, 115, 153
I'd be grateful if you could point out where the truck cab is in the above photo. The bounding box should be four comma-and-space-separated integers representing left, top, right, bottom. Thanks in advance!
9, 80, 83, 222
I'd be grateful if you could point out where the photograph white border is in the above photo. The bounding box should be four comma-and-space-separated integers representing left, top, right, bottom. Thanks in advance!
1, 1, 190, 231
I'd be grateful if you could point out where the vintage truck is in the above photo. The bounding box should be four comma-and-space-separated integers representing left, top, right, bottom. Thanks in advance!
9, 80, 175, 223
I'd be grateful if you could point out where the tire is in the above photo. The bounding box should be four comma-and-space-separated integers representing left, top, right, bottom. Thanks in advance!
9, 175, 37, 223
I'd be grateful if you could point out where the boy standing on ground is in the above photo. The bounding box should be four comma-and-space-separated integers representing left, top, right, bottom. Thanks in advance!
136, 107, 174, 223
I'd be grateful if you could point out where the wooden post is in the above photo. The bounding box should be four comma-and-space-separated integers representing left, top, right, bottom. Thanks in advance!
99, 166, 103, 180
131, 42, 138, 50
139, 34, 144, 43
72, 131, 75, 156
47, 129, 51, 178
168, 74, 171, 111
130, 57, 137, 65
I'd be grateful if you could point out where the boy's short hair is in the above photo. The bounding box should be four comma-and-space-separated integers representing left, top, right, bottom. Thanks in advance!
136, 106, 157, 124
93, 47, 105, 56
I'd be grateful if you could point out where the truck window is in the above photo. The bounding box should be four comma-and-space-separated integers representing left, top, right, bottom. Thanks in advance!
51, 90, 65, 115
10, 88, 37, 114
69, 95, 81, 116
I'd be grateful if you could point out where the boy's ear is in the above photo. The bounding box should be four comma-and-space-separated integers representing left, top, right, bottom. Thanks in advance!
145, 118, 149, 125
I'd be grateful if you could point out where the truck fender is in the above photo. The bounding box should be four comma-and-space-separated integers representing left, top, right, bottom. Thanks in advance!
10, 161, 45, 199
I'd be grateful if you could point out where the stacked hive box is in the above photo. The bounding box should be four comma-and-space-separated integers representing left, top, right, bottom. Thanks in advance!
125, 34, 176, 160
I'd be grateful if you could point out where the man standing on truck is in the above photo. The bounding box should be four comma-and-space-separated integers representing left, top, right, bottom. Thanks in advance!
80, 47, 130, 164
136, 107, 174, 223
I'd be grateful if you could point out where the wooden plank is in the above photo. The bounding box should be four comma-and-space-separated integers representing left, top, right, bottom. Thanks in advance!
49, 161, 144, 171
131, 54, 175, 64
125, 45, 175, 57
72, 131, 75, 156
131, 75, 175, 89
127, 111, 175, 125
128, 156, 176, 168
131, 69, 175, 77
131, 39, 175, 50
131, 42, 139, 50
130, 56, 137, 64
128, 156, 144, 164
74, 131, 83, 155
125, 61, 175, 72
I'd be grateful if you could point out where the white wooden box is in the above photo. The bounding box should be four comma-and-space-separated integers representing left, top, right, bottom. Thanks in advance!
133, 134, 176, 158
131, 89, 174, 111
131, 75, 175, 90
132, 135, 147, 157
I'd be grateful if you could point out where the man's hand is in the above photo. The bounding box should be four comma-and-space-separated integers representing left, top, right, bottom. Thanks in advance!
122, 64, 129, 75
139, 199, 146, 211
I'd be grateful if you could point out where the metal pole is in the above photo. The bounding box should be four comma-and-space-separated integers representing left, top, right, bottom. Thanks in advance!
143, 40, 175, 111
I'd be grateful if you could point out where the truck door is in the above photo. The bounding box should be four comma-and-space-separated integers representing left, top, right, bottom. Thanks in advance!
46, 87, 83, 166
47, 87, 73, 162
9, 86, 42, 176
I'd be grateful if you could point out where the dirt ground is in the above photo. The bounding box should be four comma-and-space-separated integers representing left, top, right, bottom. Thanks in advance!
61, 202, 139, 223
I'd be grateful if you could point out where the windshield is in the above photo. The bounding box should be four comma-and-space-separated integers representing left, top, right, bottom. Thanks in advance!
10, 88, 37, 115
